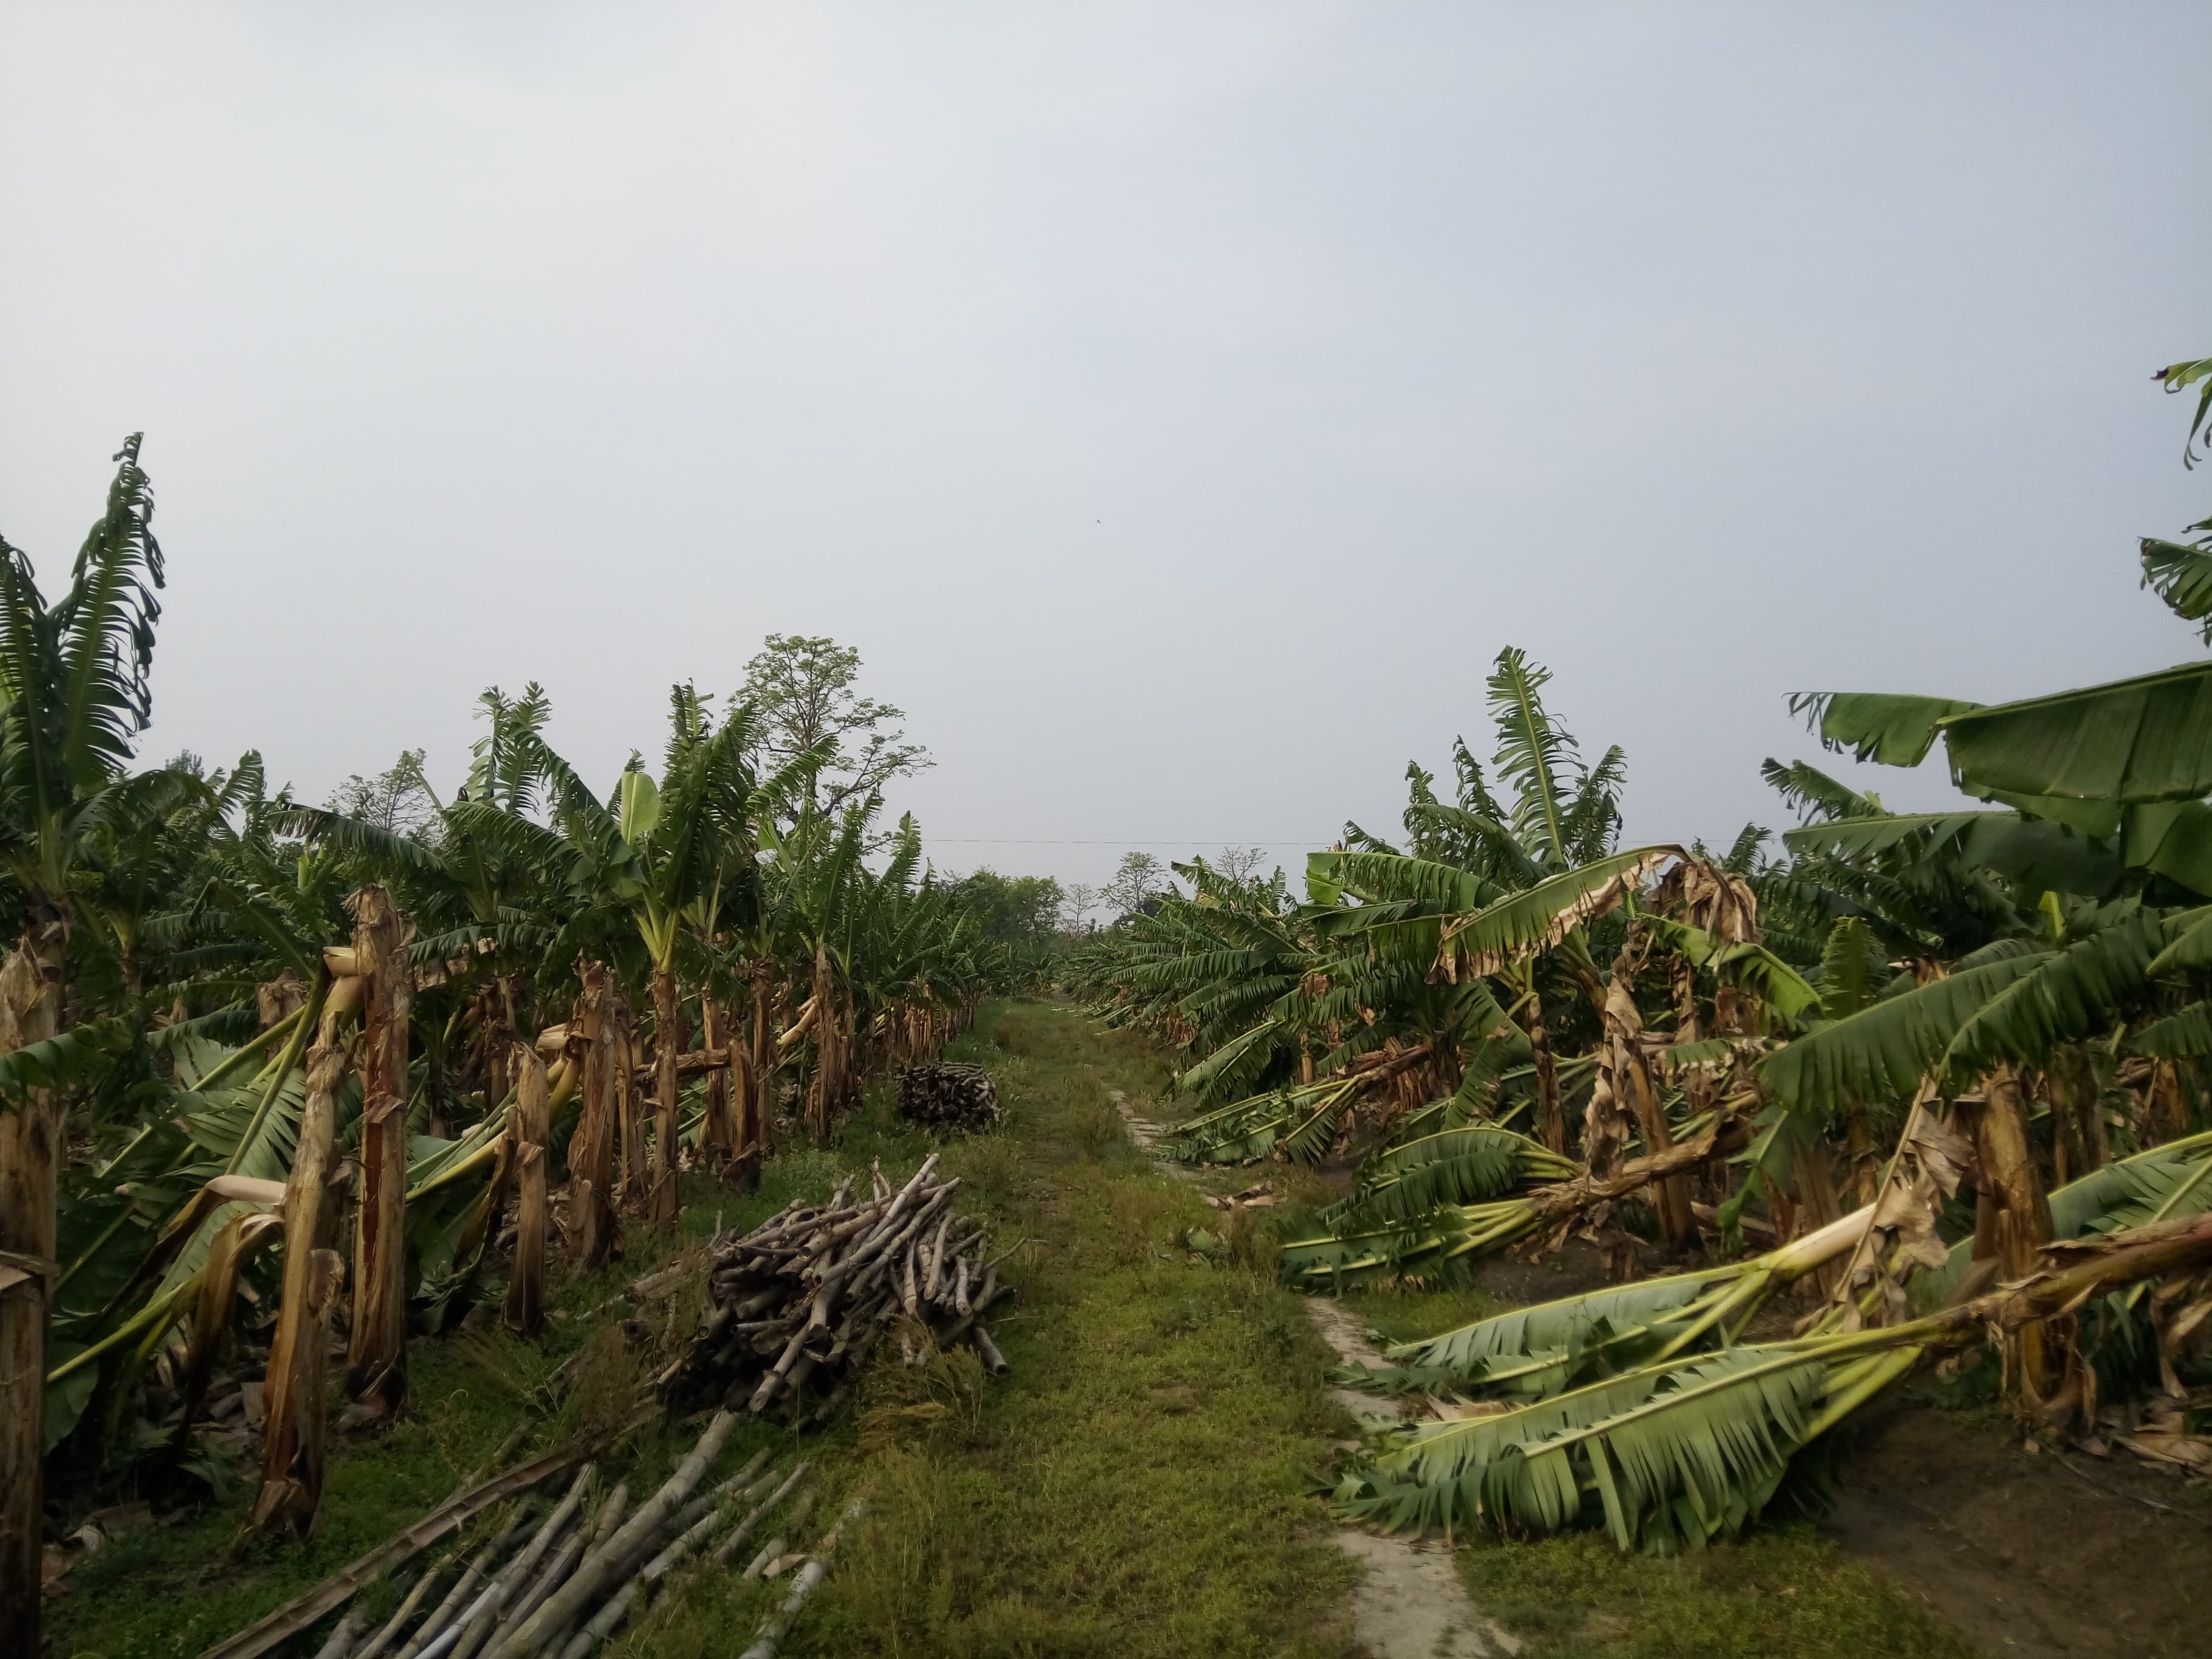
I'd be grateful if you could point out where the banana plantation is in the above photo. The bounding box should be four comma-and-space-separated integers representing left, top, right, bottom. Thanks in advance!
1069, 368, 2212, 1565
0, 440, 1015, 1656
8, 360, 2212, 1659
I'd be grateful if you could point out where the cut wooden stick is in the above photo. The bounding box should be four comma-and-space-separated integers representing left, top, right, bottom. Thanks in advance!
196, 1434, 600, 1659
972, 1325, 1008, 1376
396, 1505, 538, 1659
442, 1466, 594, 1659
735, 1500, 862, 1659
354, 1551, 456, 1659
707, 1462, 812, 1568
309, 1605, 371, 1659
488, 1412, 737, 1659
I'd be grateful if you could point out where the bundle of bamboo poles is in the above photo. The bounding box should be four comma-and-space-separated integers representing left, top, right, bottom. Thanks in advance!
299, 1415, 817, 1659
894, 1063, 1001, 1133
658, 1155, 1012, 1418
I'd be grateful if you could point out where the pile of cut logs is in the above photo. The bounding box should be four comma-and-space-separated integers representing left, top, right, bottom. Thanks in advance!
657, 1155, 1011, 1417
895, 1063, 1001, 1133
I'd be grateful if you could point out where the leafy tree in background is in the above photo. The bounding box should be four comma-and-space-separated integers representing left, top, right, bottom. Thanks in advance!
325, 748, 438, 840
1214, 845, 1270, 885
1104, 851, 1170, 919
740, 634, 932, 822
941, 868, 1063, 954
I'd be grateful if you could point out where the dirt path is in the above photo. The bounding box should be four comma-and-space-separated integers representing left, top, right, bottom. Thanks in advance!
1819, 1401, 2212, 1658
1111, 1090, 1519, 1659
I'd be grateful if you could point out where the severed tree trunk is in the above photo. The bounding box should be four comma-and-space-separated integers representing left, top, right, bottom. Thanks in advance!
249, 998, 352, 1539
505, 1042, 549, 1336
347, 885, 413, 1420
610, 997, 642, 1212
1971, 1062, 2058, 1400
648, 967, 684, 1229
0, 922, 64, 1656
806, 945, 840, 1146
2146, 1059, 2190, 1146
567, 961, 619, 1268
701, 991, 734, 1173
1517, 984, 1565, 1156
1601, 960, 1698, 1254
735, 966, 774, 1192
1790, 1138, 1849, 1297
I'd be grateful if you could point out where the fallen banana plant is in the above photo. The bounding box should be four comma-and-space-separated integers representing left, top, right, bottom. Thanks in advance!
1161, 1076, 1361, 1164
1336, 1209, 2212, 1551
1339, 1203, 1878, 1403
1282, 1122, 1739, 1288
1315, 1124, 1578, 1232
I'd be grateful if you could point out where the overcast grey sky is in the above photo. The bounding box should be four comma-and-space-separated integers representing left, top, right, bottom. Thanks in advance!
3, 3, 2207, 890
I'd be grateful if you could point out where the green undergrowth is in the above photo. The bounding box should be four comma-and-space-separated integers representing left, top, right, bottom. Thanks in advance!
55, 1000, 1360, 1659
1455, 1529, 1977, 1659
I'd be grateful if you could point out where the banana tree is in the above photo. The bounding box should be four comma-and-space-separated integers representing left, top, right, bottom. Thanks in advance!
0, 436, 167, 1654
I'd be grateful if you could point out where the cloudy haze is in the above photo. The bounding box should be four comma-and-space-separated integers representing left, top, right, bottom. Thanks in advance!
3, 3, 2207, 891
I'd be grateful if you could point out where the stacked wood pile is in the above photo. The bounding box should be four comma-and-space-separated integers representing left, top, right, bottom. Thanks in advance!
656, 1155, 1012, 1418
895, 1063, 1001, 1133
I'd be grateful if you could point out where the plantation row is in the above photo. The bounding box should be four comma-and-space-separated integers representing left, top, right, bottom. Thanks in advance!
0, 441, 1032, 1652
1068, 356, 2212, 1552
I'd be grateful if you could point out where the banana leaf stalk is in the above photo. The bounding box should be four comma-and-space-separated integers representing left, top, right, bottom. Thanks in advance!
1162, 1076, 1360, 1164
1339, 1209, 2212, 1551
1342, 1203, 1878, 1403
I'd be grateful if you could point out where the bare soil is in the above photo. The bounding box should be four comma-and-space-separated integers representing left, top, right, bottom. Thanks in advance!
1821, 1401, 2212, 1658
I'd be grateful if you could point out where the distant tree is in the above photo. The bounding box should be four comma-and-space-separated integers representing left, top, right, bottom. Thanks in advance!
1215, 845, 1269, 885
326, 748, 438, 839
1061, 882, 1101, 936
741, 634, 932, 820
943, 868, 1063, 952
1103, 851, 1170, 918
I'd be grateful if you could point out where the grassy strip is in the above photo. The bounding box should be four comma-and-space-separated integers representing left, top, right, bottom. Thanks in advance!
53, 1001, 1360, 1659
629, 1000, 1358, 1658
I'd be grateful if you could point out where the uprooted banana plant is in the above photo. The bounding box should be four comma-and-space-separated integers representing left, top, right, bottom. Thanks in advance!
1327, 1128, 2212, 1550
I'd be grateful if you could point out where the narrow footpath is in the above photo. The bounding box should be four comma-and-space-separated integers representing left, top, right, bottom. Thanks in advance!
1113, 1086, 1519, 1659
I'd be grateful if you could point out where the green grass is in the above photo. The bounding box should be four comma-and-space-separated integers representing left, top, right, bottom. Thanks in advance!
628, 999, 1359, 1658
1455, 1529, 1977, 1659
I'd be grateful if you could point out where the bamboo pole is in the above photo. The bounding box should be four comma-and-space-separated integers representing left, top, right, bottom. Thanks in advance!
394, 1506, 537, 1659
736, 1500, 862, 1659
487, 1482, 624, 1653
707, 1461, 812, 1567
438, 1466, 592, 1659
505, 1043, 550, 1337
196, 1434, 604, 1659
354, 1549, 457, 1659
348, 885, 413, 1418
489, 1412, 737, 1659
